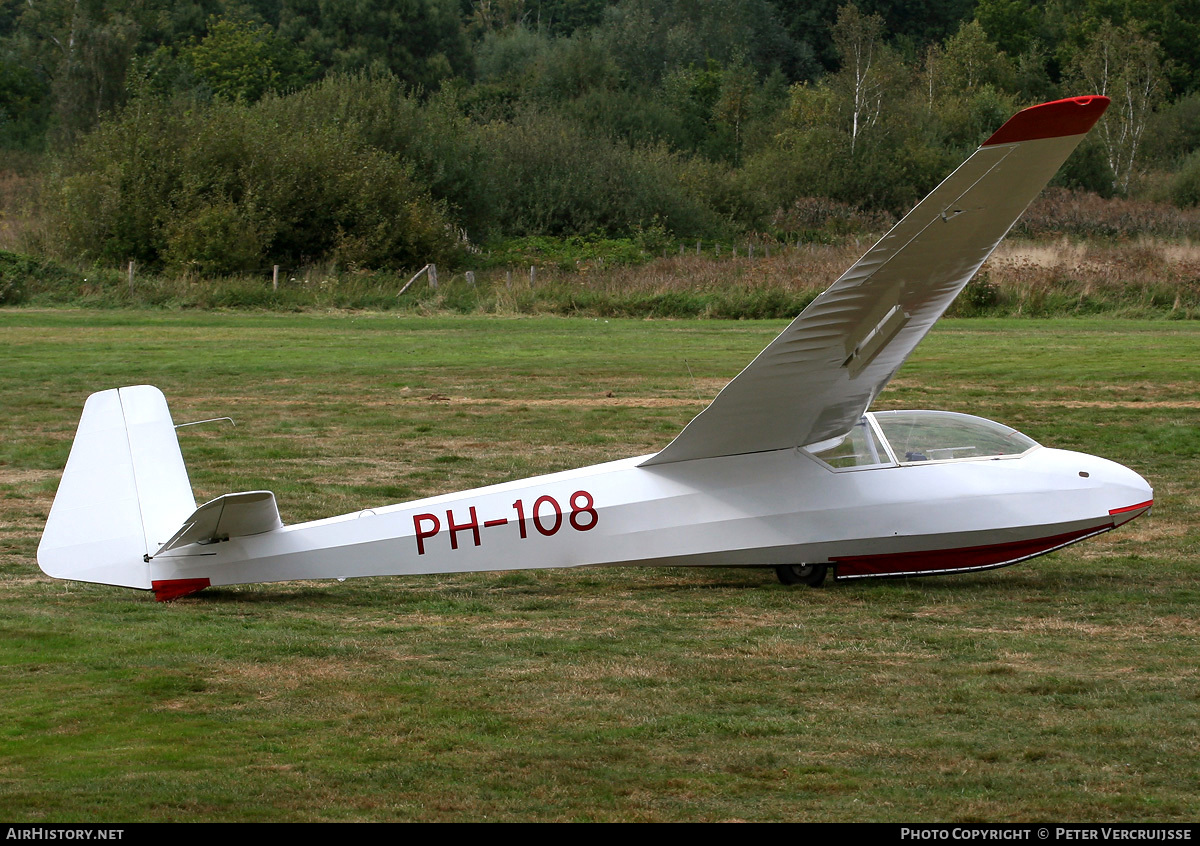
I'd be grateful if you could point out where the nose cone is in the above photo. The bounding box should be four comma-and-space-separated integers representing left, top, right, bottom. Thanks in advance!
1084, 453, 1154, 527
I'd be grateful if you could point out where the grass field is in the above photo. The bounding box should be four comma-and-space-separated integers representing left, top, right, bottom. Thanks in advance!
1, 311, 1198, 821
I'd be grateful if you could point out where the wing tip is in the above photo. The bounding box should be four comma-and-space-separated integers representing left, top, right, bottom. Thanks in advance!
982, 96, 1110, 147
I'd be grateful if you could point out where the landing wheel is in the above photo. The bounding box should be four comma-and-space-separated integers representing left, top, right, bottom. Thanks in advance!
775, 563, 828, 587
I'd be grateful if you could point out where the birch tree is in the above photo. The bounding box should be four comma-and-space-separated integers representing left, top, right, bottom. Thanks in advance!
941, 20, 1012, 93
1071, 21, 1166, 193
8, 0, 140, 144
830, 3, 888, 153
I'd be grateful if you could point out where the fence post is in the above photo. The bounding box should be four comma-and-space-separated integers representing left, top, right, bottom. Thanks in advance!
127, 261, 135, 295
396, 264, 430, 297
506, 269, 512, 290
465, 270, 475, 287
529, 265, 536, 287
428, 263, 438, 290
273, 265, 279, 292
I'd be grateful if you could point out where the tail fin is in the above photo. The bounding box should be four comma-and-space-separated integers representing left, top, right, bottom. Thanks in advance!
38, 386, 197, 590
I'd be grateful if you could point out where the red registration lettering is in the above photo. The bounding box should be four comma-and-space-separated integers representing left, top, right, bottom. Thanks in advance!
513, 499, 528, 538
533, 495, 563, 536
447, 506, 481, 550
423, 490, 597, 554
413, 513, 441, 555
569, 490, 598, 531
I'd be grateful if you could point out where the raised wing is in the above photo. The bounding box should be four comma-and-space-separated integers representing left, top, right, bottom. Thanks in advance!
643, 96, 1109, 466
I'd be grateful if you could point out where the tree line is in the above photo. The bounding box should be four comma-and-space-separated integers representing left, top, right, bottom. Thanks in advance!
6, 0, 1200, 274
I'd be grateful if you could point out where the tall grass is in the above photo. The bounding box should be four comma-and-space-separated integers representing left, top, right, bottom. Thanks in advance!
977, 240, 1200, 318
5, 235, 1200, 319
1015, 188, 1200, 240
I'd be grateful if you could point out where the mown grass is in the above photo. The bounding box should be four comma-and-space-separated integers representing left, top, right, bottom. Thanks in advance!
1, 312, 1197, 821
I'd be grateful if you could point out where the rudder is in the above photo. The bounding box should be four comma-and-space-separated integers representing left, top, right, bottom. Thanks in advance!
38, 386, 197, 590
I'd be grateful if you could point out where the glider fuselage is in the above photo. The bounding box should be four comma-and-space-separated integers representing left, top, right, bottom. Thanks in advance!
146, 429, 1151, 592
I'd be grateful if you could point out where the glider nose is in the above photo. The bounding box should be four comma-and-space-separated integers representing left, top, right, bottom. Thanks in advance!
1089, 455, 1153, 526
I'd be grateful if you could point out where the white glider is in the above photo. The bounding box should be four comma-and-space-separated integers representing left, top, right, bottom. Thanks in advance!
38, 95, 1153, 601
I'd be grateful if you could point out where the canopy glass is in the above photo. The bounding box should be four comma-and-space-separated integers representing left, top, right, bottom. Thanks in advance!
805, 411, 1040, 470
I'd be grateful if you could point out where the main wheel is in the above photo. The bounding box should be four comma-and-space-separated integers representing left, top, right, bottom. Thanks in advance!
775, 563, 828, 587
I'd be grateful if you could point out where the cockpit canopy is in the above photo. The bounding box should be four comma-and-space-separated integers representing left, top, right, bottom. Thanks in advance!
804, 411, 1039, 470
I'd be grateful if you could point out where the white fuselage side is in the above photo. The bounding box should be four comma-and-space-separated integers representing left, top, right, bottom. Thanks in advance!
148, 444, 1152, 589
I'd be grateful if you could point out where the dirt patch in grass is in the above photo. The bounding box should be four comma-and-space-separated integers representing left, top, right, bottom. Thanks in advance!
0, 468, 57, 485
221, 656, 379, 691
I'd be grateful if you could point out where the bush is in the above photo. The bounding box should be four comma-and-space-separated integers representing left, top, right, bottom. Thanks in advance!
483, 108, 724, 239
0, 249, 90, 304
482, 235, 656, 270
1052, 139, 1116, 198
771, 196, 894, 241
263, 75, 496, 239
43, 90, 458, 273
1015, 187, 1200, 239
1170, 149, 1200, 208
162, 200, 267, 276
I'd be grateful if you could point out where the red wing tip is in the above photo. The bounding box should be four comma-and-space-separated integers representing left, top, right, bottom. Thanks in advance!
152, 578, 211, 602
982, 96, 1110, 147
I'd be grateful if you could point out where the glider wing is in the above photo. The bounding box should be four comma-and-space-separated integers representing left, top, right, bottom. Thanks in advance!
643, 96, 1109, 466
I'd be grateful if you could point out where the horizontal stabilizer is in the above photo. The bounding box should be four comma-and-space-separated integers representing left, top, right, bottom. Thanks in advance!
155, 491, 283, 555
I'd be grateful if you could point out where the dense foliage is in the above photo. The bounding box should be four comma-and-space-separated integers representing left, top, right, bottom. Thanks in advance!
6, 0, 1200, 273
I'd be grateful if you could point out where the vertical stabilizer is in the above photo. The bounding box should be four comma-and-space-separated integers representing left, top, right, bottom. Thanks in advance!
38, 386, 197, 589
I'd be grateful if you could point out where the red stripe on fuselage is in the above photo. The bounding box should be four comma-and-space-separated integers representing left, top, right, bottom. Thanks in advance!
832, 523, 1111, 578
1109, 499, 1153, 516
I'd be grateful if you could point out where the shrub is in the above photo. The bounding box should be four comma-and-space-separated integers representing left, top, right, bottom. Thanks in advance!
262, 75, 496, 239
1053, 138, 1116, 198
162, 200, 268, 276
771, 196, 894, 241
1015, 187, 1200, 239
483, 109, 723, 239
0, 249, 90, 304
43, 90, 458, 272
1170, 149, 1200, 208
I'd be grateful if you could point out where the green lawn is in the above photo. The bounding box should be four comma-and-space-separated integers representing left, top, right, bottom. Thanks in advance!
1, 311, 1197, 821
